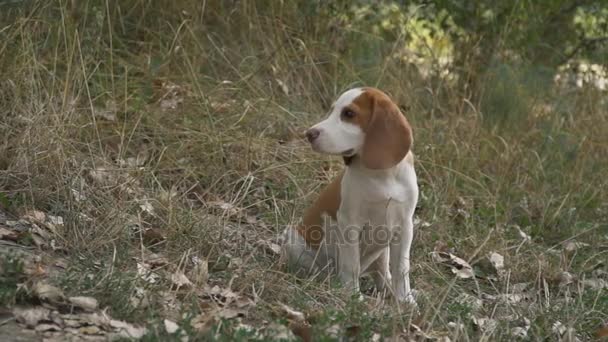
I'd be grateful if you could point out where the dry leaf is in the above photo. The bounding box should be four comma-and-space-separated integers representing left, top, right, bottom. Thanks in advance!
110, 319, 148, 338
69, 296, 98, 312
553, 321, 567, 336
409, 323, 438, 340
47, 215, 64, 226
13, 307, 51, 328
79, 325, 102, 335
511, 318, 530, 338
489, 252, 505, 272
205, 285, 239, 305
23, 209, 46, 223
257, 240, 281, 255
35, 323, 61, 332
171, 271, 193, 289
137, 262, 160, 284
473, 317, 497, 333
141, 249, 169, 268
164, 319, 179, 334
431, 251, 475, 279
208, 200, 240, 216
217, 308, 245, 319
0, 227, 19, 241
279, 303, 306, 322
33, 282, 65, 304
71, 188, 87, 202
139, 200, 155, 216
81, 312, 111, 327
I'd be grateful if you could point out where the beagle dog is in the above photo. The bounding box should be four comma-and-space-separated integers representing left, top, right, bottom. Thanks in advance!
282, 87, 418, 303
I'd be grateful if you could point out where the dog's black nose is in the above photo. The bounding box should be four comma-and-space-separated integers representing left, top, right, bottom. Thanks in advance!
305, 128, 320, 143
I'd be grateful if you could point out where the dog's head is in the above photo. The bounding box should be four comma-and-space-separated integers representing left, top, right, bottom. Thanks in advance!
305, 87, 412, 169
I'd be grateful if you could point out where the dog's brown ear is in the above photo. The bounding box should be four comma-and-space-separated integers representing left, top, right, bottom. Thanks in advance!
361, 98, 412, 169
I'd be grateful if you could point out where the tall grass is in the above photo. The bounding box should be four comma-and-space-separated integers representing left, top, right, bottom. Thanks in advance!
1, 1, 607, 339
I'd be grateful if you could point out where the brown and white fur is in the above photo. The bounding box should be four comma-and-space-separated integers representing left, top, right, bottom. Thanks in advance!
282, 87, 418, 303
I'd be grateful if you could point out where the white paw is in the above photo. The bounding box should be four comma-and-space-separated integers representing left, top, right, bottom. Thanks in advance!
398, 290, 418, 307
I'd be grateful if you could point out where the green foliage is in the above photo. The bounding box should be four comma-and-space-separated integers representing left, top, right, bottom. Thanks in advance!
0, 255, 26, 305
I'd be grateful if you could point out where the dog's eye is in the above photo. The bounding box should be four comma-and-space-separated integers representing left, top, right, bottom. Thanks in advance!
342, 109, 356, 118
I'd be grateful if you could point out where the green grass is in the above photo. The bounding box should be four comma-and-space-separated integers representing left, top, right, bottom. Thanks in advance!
1, 1, 607, 340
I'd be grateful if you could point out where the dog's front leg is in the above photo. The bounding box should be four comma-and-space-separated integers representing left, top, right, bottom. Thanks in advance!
335, 220, 361, 292
390, 215, 415, 304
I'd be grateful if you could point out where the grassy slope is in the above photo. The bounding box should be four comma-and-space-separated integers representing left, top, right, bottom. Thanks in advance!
1, 1, 607, 340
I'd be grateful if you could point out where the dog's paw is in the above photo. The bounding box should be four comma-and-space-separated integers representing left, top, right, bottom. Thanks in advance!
398, 290, 419, 308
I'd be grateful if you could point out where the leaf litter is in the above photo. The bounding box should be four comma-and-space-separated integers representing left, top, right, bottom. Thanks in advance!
431, 251, 475, 279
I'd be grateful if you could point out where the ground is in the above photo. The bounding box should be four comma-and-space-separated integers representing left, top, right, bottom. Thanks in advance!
1, 2, 607, 341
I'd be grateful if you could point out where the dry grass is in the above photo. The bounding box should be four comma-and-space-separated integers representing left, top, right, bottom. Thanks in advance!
1, 1, 607, 340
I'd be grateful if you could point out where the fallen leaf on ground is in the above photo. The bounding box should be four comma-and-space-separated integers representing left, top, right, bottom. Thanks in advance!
139, 200, 155, 216
216, 308, 245, 319
205, 285, 239, 304
257, 239, 282, 255
489, 252, 505, 274
110, 319, 148, 339
164, 319, 179, 334
473, 316, 497, 334
68, 296, 98, 312
137, 262, 160, 284
79, 325, 101, 335
409, 323, 443, 340
431, 251, 475, 279
33, 282, 65, 304
171, 271, 193, 289
142, 249, 169, 268
552, 321, 566, 334
13, 307, 51, 328
47, 215, 64, 226
0, 227, 19, 241
23, 209, 46, 223
510, 318, 530, 338
279, 303, 306, 322
35, 323, 61, 332
208, 200, 240, 216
